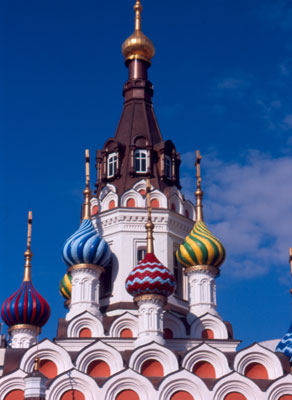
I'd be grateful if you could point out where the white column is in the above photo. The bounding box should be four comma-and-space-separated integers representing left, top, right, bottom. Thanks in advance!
9, 325, 38, 349
186, 265, 220, 324
135, 294, 165, 347
24, 373, 47, 399
66, 264, 103, 321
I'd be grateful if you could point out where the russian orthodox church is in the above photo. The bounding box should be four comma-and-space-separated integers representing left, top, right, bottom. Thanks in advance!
1, 1, 292, 399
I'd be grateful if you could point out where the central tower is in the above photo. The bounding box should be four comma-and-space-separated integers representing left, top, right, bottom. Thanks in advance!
93, 1, 195, 315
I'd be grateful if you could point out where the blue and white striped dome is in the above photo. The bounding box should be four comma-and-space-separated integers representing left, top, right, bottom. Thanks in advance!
62, 219, 111, 268
276, 322, 292, 363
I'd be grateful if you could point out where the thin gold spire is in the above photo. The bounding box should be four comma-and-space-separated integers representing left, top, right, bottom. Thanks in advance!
289, 248, 292, 296
195, 150, 204, 222
134, 0, 142, 31
23, 211, 33, 282
83, 149, 92, 220
145, 178, 154, 254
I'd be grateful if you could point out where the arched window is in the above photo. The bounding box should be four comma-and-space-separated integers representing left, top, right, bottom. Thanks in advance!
107, 152, 117, 177
4, 390, 24, 400
87, 360, 111, 377
170, 392, 194, 400
116, 390, 139, 400
244, 362, 268, 379
134, 149, 147, 173
202, 328, 214, 339
39, 359, 58, 379
164, 155, 172, 179
141, 359, 164, 377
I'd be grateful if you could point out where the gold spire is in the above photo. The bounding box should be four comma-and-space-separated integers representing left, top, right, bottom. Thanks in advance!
122, 0, 155, 64
289, 248, 292, 295
195, 150, 204, 222
83, 149, 92, 220
145, 178, 154, 254
23, 211, 33, 282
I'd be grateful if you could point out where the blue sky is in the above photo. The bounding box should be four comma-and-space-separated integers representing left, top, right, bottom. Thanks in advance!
1, 0, 292, 347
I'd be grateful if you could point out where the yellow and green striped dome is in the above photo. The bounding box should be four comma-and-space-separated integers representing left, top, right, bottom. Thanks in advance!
176, 220, 226, 268
59, 273, 72, 300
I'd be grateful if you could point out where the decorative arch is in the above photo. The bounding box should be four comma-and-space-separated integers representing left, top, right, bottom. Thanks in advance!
129, 342, 179, 375
168, 188, 184, 215
266, 373, 292, 400
75, 340, 124, 376
171, 392, 194, 400
101, 190, 119, 212
109, 312, 138, 338
116, 390, 140, 400
213, 372, 262, 400
182, 342, 231, 378
233, 343, 284, 380
67, 311, 104, 338
4, 390, 24, 400
60, 390, 85, 400
19, 339, 73, 376
47, 368, 98, 400
190, 313, 229, 339
0, 370, 26, 400
158, 369, 209, 400
183, 200, 195, 220
103, 368, 155, 400
141, 359, 164, 377
163, 312, 187, 338
121, 189, 144, 208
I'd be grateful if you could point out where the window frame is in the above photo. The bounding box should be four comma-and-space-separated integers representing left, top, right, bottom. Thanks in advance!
164, 154, 172, 179
134, 149, 147, 173
107, 152, 117, 178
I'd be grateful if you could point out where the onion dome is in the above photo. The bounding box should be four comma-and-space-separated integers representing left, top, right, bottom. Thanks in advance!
276, 323, 292, 363
60, 273, 72, 300
62, 150, 112, 269
276, 249, 292, 363
122, 0, 155, 64
125, 178, 176, 298
0, 212, 50, 329
177, 220, 226, 268
176, 150, 226, 270
126, 252, 176, 298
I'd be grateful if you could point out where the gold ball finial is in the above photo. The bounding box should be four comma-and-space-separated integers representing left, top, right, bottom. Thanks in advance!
122, 0, 155, 64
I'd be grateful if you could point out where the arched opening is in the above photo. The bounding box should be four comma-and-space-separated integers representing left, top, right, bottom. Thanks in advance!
202, 329, 214, 339
87, 360, 111, 377
139, 189, 146, 196
141, 359, 164, 377
116, 390, 139, 400
92, 205, 98, 215
170, 391, 194, 400
224, 393, 247, 400
39, 359, 58, 379
79, 327, 92, 338
151, 198, 160, 208
171, 203, 176, 211
192, 360, 216, 378
4, 390, 24, 400
120, 328, 133, 338
163, 328, 174, 339
61, 390, 85, 400
279, 396, 292, 400
109, 199, 115, 209
126, 198, 136, 208
244, 362, 269, 379
185, 209, 189, 218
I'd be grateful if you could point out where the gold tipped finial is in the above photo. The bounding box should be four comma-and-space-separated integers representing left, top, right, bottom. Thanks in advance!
83, 149, 92, 220
23, 211, 33, 282
195, 150, 204, 222
145, 178, 154, 254
122, 0, 155, 64
134, 0, 142, 31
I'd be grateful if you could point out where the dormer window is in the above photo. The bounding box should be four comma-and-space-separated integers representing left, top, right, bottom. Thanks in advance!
164, 155, 172, 179
134, 149, 147, 173
107, 152, 117, 177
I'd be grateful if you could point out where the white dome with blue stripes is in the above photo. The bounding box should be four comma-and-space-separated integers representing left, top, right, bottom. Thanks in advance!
62, 219, 111, 268
276, 323, 292, 363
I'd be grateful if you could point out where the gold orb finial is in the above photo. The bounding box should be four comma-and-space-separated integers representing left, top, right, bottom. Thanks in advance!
122, 0, 155, 64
